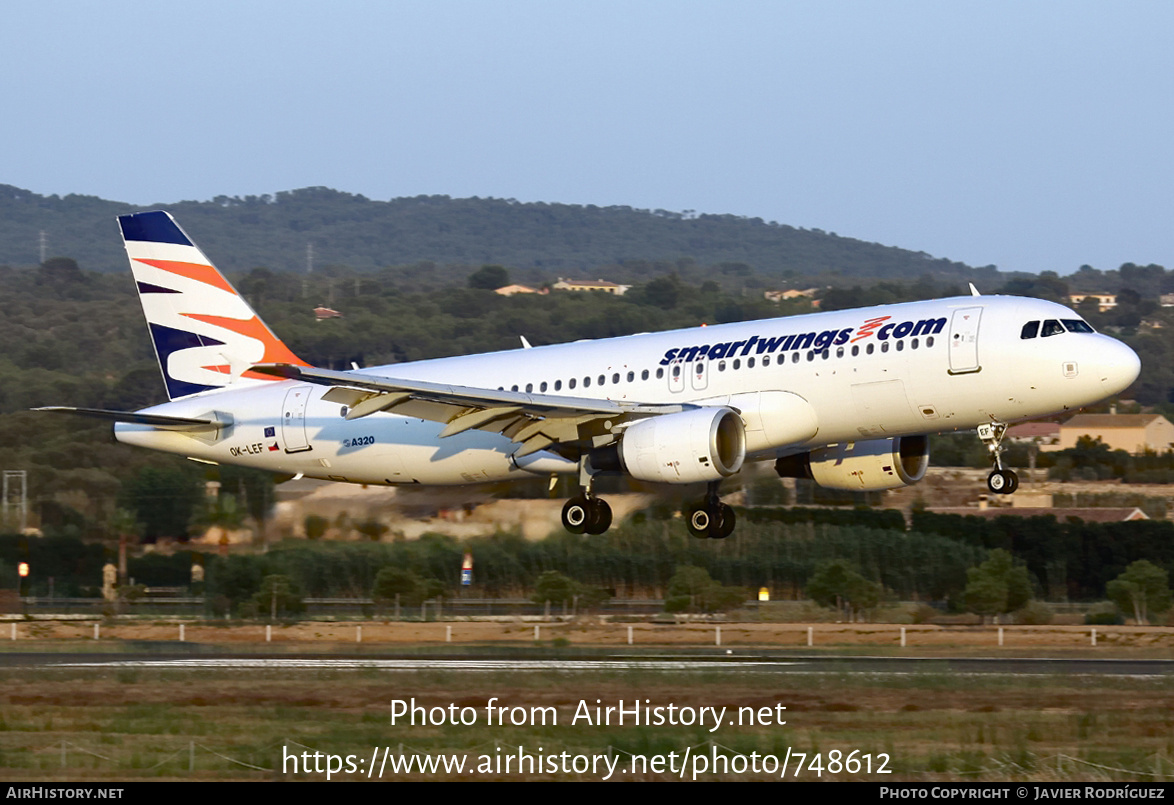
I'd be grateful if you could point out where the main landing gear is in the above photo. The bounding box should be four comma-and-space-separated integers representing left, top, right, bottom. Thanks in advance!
561, 494, 612, 535
978, 422, 1019, 495
686, 481, 736, 540
561, 455, 613, 535
558, 461, 736, 538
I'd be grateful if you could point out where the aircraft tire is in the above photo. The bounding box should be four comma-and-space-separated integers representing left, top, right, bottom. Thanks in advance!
562, 496, 590, 534
986, 469, 1018, 495
686, 506, 713, 539
1004, 470, 1019, 494
585, 498, 612, 535
714, 504, 736, 539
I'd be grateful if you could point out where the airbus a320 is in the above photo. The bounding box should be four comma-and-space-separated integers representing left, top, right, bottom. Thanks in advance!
37, 212, 1141, 539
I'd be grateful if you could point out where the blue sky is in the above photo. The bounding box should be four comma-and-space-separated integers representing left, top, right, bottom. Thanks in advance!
3, 1, 1172, 275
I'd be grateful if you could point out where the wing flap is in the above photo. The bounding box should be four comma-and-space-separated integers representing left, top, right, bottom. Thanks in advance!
251, 363, 693, 453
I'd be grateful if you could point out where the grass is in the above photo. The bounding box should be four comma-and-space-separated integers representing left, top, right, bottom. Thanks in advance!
0, 662, 1173, 781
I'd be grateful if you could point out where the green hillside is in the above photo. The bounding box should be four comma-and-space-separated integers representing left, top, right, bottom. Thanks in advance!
0, 184, 995, 284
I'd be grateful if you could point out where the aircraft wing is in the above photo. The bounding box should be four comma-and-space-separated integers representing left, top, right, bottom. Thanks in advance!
252, 363, 689, 457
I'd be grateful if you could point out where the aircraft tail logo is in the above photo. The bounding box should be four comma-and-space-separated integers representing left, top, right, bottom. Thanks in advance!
118, 211, 308, 400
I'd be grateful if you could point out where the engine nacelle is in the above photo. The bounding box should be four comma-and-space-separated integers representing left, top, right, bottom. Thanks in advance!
619, 407, 746, 484
775, 435, 929, 491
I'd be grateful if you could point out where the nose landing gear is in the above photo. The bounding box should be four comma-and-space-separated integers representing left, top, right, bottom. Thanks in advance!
978, 422, 1019, 495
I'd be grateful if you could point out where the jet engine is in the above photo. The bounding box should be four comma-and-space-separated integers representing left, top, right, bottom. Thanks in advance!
775, 435, 929, 491
618, 407, 746, 484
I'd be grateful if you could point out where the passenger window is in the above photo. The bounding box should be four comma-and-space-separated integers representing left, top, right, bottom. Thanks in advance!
927, 336, 934, 347
583, 377, 591, 387
540, 381, 547, 392
881, 342, 889, 353
627, 371, 634, 382
555, 380, 562, 391
866, 344, 875, 355
657, 368, 665, 379
1020, 321, 1040, 339
1041, 319, 1064, 337
851, 345, 859, 356
896, 341, 904, 352
612, 373, 619, 384
733, 359, 740, 369
748, 357, 756, 368
525, 383, 533, 393
641, 369, 649, 380
569, 378, 576, 389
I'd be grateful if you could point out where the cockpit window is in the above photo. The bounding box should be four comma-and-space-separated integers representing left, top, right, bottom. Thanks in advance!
1020, 321, 1040, 339
1041, 319, 1065, 337
1062, 319, 1094, 333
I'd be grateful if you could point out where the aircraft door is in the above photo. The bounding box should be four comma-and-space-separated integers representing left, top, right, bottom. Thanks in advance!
948, 306, 983, 374
281, 385, 313, 453
691, 359, 709, 391
668, 359, 685, 393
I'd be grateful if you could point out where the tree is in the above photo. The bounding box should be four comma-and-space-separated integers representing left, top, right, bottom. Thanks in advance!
467, 265, 510, 290
530, 570, 610, 613
1106, 560, 1171, 625
372, 567, 446, 608
964, 549, 1033, 622
806, 559, 882, 620
249, 574, 305, 620
664, 565, 747, 614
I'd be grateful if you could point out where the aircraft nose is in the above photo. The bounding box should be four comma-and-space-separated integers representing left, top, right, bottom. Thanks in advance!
1094, 337, 1141, 396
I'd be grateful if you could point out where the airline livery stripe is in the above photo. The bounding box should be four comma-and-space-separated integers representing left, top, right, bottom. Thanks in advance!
133, 258, 238, 295
180, 313, 309, 366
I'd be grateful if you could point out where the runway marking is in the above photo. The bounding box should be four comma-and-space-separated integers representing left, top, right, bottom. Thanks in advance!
55, 658, 800, 672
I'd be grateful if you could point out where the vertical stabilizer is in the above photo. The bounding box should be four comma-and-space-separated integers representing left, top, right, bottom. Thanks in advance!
119, 211, 307, 400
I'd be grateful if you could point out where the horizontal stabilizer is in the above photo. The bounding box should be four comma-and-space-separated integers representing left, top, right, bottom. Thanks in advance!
32, 406, 227, 432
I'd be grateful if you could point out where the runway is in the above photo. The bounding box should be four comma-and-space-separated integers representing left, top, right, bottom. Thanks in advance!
3, 650, 1173, 676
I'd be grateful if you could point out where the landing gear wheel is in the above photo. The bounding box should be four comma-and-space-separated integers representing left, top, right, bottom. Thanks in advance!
987, 469, 1019, 495
584, 498, 612, 535
562, 496, 590, 534
687, 506, 715, 539
714, 503, 735, 539
686, 502, 736, 539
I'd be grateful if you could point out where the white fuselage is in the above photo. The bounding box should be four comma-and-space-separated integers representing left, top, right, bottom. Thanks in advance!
115, 294, 1140, 486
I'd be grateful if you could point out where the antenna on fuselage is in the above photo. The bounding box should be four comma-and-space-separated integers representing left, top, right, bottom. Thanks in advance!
968, 283, 981, 297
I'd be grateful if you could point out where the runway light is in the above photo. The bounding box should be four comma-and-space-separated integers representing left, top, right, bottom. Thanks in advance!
18, 563, 29, 578
758, 587, 769, 602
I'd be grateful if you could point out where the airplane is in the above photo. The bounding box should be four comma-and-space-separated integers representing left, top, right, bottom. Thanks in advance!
37, 211, 1141, 539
